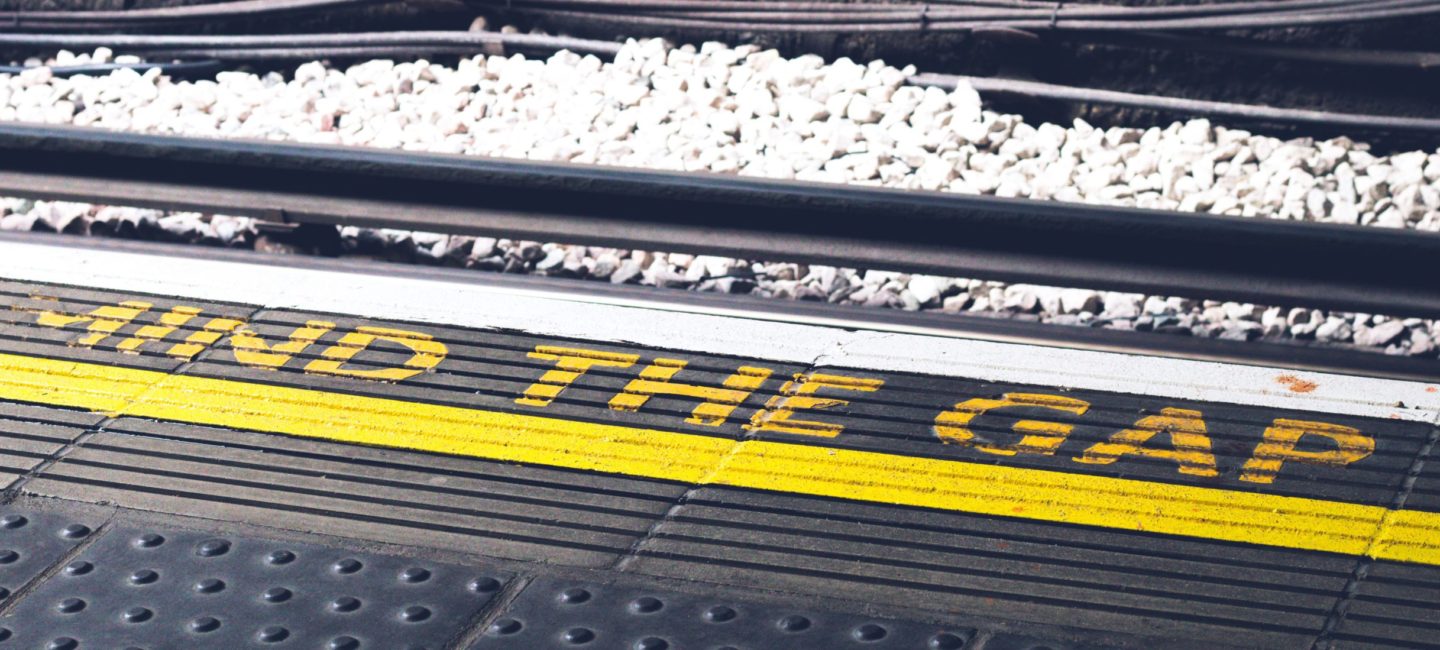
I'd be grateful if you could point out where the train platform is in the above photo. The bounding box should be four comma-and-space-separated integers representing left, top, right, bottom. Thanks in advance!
0, 234, 1435, 649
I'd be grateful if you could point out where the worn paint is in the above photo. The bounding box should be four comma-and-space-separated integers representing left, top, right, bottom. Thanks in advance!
0, 350, 1435, 565
747, 372, 885, 437
28, 298, 445, 380
26, 303, 1405, 487
1276, 375, 1320, 394
607, 358, 772, 427
934, 393, 1090, 456
4, 240, 1436, 422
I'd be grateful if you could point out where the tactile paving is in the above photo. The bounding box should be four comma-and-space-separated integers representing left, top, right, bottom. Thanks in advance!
1, 277, 1434, 650
0, 524, 512, 648
0, 509, 100, 603
33, 416, 687, 568
1325, 560, 1440, 649
0, 402, 104, 490
470, 576, 977, 650
978, 633, 1100, 650
623, 486, 1352, 649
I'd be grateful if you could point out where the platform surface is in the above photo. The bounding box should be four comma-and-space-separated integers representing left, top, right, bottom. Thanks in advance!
0, 238, 1435, 649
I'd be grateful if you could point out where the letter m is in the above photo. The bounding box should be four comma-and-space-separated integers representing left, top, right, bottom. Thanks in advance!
35, 300, 153, 348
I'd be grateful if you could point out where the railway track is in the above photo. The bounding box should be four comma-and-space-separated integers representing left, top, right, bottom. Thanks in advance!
0, 119, 1435, 649
0, 12, 1438, 649
1, 123, 1439, 378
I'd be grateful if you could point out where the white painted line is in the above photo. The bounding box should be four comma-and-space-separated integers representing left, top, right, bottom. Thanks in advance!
2, 239, 1436, 421
831, 332, 1439, 423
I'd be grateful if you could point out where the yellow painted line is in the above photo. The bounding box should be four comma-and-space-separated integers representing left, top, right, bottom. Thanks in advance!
714, 442, 1394, 556
0, 352, 1437, 565
0, 356, 156, 413
1371, 510, 1440, 565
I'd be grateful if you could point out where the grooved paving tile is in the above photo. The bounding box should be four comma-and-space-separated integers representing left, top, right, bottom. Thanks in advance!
1327, 562, 1440, 649
0, 280, 256, 372
1, 282, 1432, 649
181, 309, 811, 442
0, 524, 511, 648
1402, 434, 1440, 513
470, 576, 982, 650
0, 509, 101, 603
25, 417, 689, 568
181, 310, 1429, 509
0, 402, 105, 489
622, 487, 1349, 649
979, 633, 1104, 650
778, 367, 1432, 507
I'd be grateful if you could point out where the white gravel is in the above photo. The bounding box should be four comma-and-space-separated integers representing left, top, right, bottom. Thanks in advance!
2, 40, 1438, 356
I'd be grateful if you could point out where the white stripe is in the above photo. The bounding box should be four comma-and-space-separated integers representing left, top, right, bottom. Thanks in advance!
2, 239, 1437, 421
831, 335, 1438, 422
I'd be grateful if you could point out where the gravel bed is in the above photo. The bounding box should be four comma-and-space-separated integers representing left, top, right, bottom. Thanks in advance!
1, 41, 1438, 357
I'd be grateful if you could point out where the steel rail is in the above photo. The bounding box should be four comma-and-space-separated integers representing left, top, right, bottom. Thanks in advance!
0, 123, 1437, 322
912, 73, 1440, 132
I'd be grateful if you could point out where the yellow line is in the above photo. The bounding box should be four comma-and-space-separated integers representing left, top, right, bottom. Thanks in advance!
1371, 510, 1440, 565
714, 443, 1388, 556
0, 351, 1436, 564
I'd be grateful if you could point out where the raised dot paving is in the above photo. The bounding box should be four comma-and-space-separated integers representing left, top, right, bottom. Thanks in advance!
471, 576, 981, 650
0, 270, 1435, 649
0, 509, 102, 607
0, 523, 512, 648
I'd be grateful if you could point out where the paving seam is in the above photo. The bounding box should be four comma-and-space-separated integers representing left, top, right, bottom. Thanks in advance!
0, 513, 115, 617
1310, 412, 1440, 650
5, 305, 266, 503
610, 351, 831, 572
4, 413, 128, 508
447, 574, 536, 649
8, 348, 1434, 562
0, 499, 1152, 649
607, 431, 747, 572
5, 289, 1437, 646
642, 531, 1331, 613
